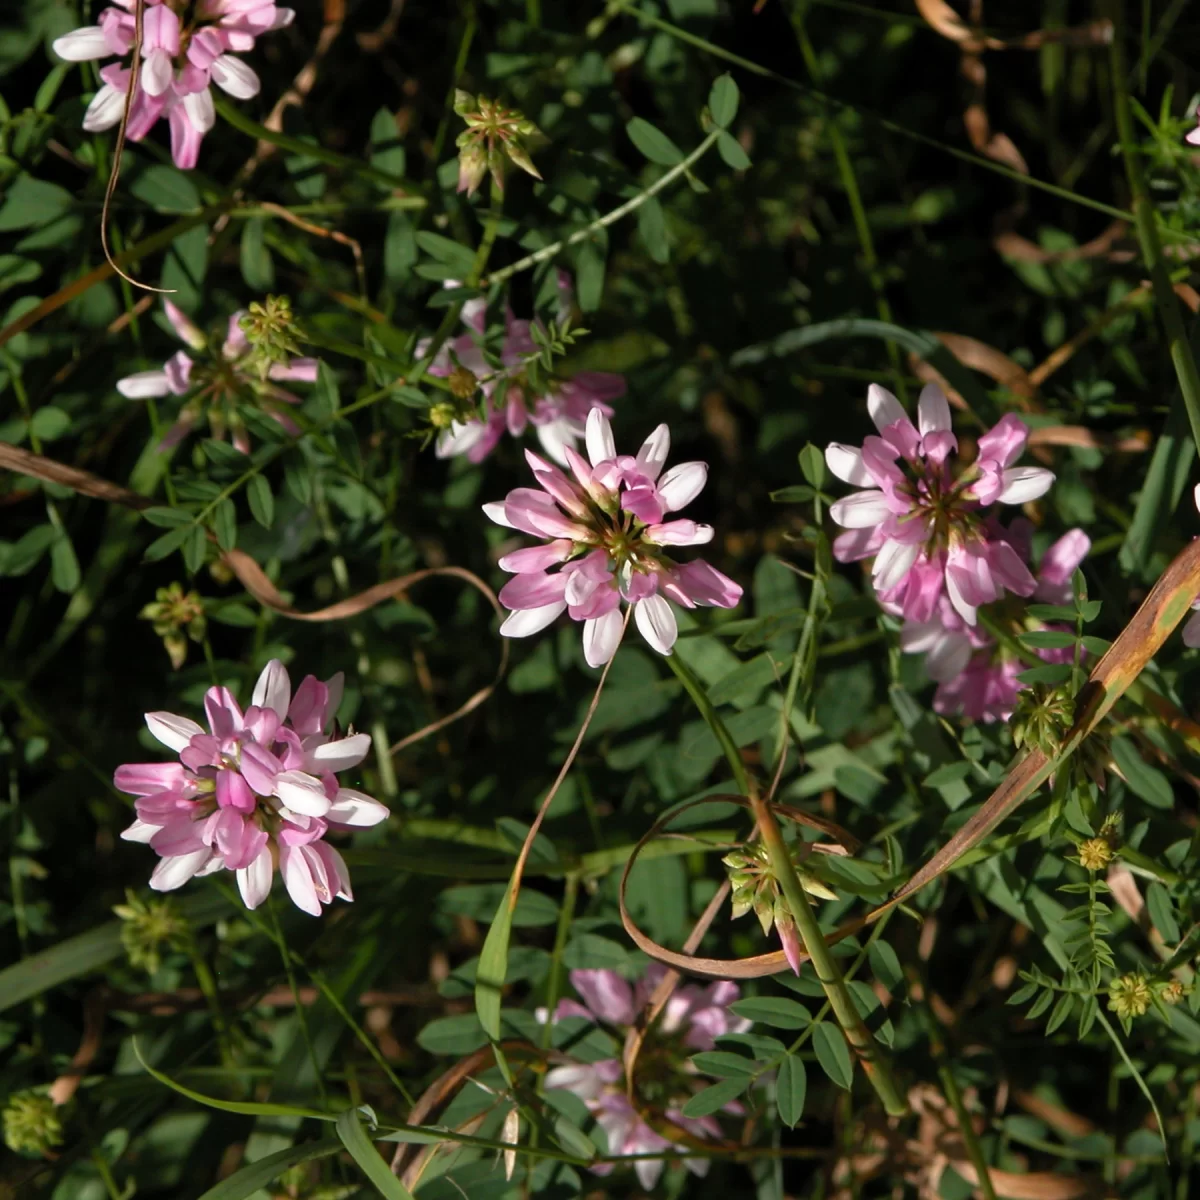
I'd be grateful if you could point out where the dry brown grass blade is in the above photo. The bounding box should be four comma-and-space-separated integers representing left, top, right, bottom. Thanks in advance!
0, 442, 150, 509
933, 332, 1036, 403
1027, 425, 1150, 453
878, 536, 1200, 914
994, 222, 1127, 265
621, 881, 730, 1097
618, 795, 861, 979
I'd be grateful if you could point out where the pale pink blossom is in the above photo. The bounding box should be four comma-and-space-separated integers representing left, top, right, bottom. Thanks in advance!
485, 411, 742, 667
543, 967, 748, 1190
52, 0, 293, 169
116, 300, 317, 452
425, 286, 625, 466
826, 384, 1054, 626
900, 527, 1090, 723
115, 659, 387, 914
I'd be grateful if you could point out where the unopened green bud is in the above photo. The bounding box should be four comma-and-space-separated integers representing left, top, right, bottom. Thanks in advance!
3, 1092, 63, 1157
113, 890, 191, 974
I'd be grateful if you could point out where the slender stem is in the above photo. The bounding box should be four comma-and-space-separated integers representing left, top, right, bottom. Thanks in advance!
186, 941, 234, 1069
1107, 0, 1200, 459
482, 130, 722, 288
666, 653, 908, 1116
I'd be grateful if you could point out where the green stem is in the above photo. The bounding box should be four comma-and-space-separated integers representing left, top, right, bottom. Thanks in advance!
1107, 0, 1200, 459
482, 130, 722, 288
665, 653, 908, 1116
187, 941, 234, 1069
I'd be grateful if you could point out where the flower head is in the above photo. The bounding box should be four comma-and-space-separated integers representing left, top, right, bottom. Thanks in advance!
425, 286, 624, 466
543, 966, 749, 1190
453, 92, 542, 196
899, 526, 1089, 724
3, 1092, 63, 1157
116, 299, 317, 453
140, 582, 206, 669
52, 0, 292, 169
827, 384, 1054, 627
484, 410, 742, 667
115, 659, 388, 916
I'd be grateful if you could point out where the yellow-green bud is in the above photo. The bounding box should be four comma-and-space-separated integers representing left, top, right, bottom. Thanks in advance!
448, 366, 478, 400
1078, 837, 1114, 872
1108, 973, 1152, 1021
3, 1092, 63, 1157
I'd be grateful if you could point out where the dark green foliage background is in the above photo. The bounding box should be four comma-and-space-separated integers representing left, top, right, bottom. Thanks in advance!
5, 0, 1200, 1196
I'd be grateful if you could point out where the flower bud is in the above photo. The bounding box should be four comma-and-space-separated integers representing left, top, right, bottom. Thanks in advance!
3, 1092, 63, 1157
113, 889, 191, 974
1077, 837, 1113, 872
1108, 972, 1151, 1021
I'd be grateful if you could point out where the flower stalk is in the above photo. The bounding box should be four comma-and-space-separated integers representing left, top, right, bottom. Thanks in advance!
665, 652, 908, 1116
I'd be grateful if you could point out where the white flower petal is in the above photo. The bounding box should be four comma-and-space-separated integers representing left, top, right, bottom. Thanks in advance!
237, 847, 274, 909
145, 711, 205, 752
483, 500, 515, 528
308, 733, 371, 773
141, 48, 174, 97
210, 54, 261, 100
120, 819, 160, 844
252, 660, 292, 721
273, 770, 332, 817
871, 539, 920, 591
499, 601, 566, 637
635, 424, 671, 482
867, 383, 906, 433
633, 595, 678, 656
825, 443, 873, 486
584, 408, 616, 466
925, 632, 973, 682
582, 609, 624, 667
917, 384, 952, 435
828, 489, 891, 529
52, 25, 111, 61
327, 788, 390, 827
182, 86, 216, 134
149, 849, 212, 892
116, 369, 172, 398
996, 466, 1054, 505
82, 83, 126, 132
656, 461, 707, 511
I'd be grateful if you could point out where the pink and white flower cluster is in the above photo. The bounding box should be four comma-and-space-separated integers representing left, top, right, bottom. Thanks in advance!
115, 659, 388, 915
826, 383, 1054, 628
485, 410, 743, 667
52, 0, 293, 169
543, 967, 750, 1191
900, 526, 1090, 722
116, 300, 317, 453
425, 292, 625, 467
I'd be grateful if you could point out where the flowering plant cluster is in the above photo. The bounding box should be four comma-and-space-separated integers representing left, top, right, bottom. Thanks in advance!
115, 660, 387, 914
53, 0, 292, 169
544, 968, 750, 1190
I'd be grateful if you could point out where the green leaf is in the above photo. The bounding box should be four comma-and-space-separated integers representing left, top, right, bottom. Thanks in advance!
142, 506, 192, 528
416, 1013, 487, 1055
1045, 993, 1075, 1035
1006, 981, 1039, 1007
247, 476, 275, 529
798, 442, 826, 488
1025, 604, 1079, 622
29, 405, 70, 441
240, 217, 275, 290
775, 1053, 807, 1127
476, 879, 516, 1042
689, 1050, 758, 1078
811, 1021, 853, 1090
770, 485, 814, 503
1110, 736, 1174, 809
370, 107, 407, 179
0, 173, 73, 231
182, 524, 208, 573
335, 1109, 417, 1199
213, 498, 238, 552
1146, 882, 1181, 943
680, 1076, 750, 1118
131, 165, 201, 214
626, 117, 684, 166
134, 1041, 334, 1120
717, 130, 751, 170
867, 941, 904, 993
553, 1115, 596, 1161
1025, 989, 1054, 1021
196, 1139, 342, 1200
637, 195, 670, 264
1017, 629, 1076, 650
728, 996, 812, 1030
1015, 663, 1072, 687
144, 524, 194, 562
50, 533, 80, 593
415, 231, 477, 277
708, 74, 739, 127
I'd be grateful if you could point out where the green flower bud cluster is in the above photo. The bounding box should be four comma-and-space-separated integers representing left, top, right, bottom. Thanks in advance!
3, 1092, 62, 1157
239, 296, 304, 380
454, 92, 542, 197
139, 582, 206, 670
113, 890, 192, 975
723, 841, 836, 941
